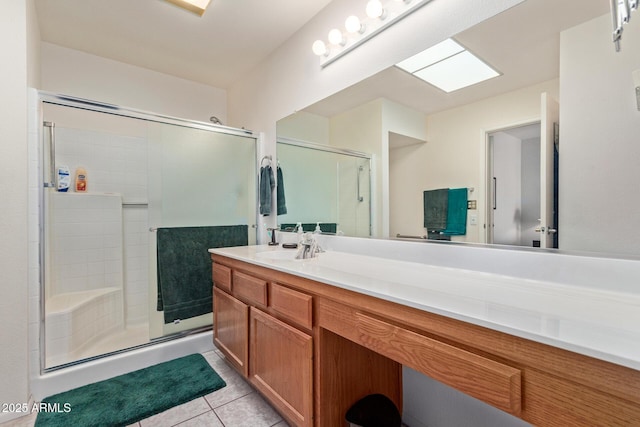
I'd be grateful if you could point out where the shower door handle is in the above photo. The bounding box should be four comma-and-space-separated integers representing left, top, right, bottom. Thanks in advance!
492, 177, 497, 210
356, 165, 364, 202
43, 121, 56, 188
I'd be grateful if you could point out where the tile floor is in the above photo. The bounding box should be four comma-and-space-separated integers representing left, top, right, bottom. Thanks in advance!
1, 349, 290, 427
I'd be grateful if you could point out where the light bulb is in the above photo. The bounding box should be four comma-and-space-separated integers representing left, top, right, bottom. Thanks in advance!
366, 0, 386, 19
312, 40, 327, 56
345, 15, 365, 34
328, 28, 345, 46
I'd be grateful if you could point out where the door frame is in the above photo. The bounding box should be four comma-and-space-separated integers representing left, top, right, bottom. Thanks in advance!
482, 119, 541, 245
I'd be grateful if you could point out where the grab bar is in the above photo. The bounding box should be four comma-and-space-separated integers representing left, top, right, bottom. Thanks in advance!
43, 121, 56, 188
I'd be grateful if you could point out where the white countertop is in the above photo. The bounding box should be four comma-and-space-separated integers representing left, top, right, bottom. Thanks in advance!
210, 244, 640, 371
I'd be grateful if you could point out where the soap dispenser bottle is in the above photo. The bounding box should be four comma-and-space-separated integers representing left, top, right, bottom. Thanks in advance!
296, 222, 303, 241
314, 222, 321, 234
75, 167, 87, 192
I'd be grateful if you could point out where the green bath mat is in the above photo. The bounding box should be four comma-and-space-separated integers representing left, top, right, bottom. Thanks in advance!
35, 353, 226, 427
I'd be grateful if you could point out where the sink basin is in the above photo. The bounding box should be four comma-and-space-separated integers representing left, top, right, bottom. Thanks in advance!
255, 250, 300, 261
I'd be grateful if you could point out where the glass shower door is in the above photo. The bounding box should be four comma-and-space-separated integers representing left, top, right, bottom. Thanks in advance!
147, 122, 257, 338
41, 98, 257, 369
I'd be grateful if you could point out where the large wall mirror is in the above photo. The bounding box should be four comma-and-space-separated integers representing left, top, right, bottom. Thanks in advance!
276, 0, 640, 257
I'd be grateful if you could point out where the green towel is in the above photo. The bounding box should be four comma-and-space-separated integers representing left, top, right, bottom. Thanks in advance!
156, 225, 247, 324
277, 166, 287, 215
442, 188, 468, 235
259, 166, 274, 216
423, 189, 449, 231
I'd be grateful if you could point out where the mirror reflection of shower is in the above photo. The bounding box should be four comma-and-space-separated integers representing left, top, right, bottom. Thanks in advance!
40, 96, 257, 369
276, 137, 372, 238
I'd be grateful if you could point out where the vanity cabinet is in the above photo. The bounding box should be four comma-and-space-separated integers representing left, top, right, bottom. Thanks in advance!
212, 252, 640, 427
211, 258, 315, 427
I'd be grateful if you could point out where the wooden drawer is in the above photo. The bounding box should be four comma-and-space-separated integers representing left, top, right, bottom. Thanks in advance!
212, 263, 232, 293
354, 312, 522, 416
270, 283, 313, 330
233, 271, 267, 307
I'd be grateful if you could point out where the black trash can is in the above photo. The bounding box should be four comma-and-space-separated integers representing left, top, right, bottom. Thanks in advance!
345, 393, 402, 427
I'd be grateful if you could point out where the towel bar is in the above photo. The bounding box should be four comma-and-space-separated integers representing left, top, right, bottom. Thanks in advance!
396, 234, 427, 240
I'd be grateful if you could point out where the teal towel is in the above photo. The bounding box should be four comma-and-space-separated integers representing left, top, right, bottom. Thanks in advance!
442, 188, 468, 235
260, 166, 274, 216
156, 225, 247, 324
423, 189, 449, 231
277, 166, 287, 216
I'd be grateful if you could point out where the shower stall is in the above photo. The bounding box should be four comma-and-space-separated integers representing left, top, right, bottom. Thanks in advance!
38, 93, 257, 371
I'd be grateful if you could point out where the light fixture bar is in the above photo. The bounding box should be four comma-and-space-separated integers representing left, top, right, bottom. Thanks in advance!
164, 0, 211, 17
319, 0, 434, 68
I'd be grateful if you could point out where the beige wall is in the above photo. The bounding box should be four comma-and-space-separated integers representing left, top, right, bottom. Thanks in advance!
277, 111, 330, 145
41, 42, 227, 123
1, 0, 31, 420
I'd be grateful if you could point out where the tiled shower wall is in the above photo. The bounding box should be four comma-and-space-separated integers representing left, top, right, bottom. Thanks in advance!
49, 192, 124, 296
54, 126, 149, 327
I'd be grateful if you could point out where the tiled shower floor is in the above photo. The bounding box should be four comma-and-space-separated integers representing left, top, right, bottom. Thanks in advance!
1, 350, 290, 427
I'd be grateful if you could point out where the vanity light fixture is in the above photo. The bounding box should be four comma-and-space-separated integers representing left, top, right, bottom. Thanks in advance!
610, 0, 638, 51
328, 28, 346, 46
396, 38, 500, 93
312, 40, 329, 57
366, 0, 387, 20
164, 0, 211, 16
345, 15, 366, 34
313, 0, 434, 67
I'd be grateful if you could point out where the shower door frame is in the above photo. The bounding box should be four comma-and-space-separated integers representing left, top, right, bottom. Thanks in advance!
37, 91, 259, 373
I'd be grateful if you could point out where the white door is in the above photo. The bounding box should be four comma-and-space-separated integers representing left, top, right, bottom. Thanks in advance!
539, 93, 559, 248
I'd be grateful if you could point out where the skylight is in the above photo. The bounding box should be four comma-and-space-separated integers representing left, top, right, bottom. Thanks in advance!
396, 39, 500, 93
165, 0, 211, 16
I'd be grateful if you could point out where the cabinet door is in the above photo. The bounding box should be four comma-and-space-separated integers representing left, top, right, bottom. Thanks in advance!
214, 287, 248, 376
250, 307, 313, 427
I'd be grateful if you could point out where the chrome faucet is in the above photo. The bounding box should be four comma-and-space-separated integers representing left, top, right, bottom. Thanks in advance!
295, 232, 323, 259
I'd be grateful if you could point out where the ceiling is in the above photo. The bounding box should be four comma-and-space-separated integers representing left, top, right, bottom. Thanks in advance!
304, 0, 610, 118
35, 0, 610, 115
35, 0, 333, 89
